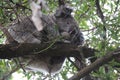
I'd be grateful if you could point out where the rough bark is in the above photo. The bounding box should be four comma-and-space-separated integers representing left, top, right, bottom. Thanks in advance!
0, 42, 96, 59
69, 48, 120, 80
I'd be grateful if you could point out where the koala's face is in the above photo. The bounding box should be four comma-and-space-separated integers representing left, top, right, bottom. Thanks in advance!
56, 17, 77, 33
55, 9, 84, 45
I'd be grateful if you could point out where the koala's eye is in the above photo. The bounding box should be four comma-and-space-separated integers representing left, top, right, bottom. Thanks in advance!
67, 22, 70, 24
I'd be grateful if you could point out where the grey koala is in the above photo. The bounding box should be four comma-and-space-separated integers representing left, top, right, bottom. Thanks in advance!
55, 5, 84, 45
7, 0, 65, 75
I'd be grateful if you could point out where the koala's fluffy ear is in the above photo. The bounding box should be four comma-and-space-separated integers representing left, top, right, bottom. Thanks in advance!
54, 5, 73, 18
55, 0, 73, 18
58, 0, 65, 6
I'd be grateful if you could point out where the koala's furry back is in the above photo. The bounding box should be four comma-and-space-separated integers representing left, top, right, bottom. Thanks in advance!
8, 15, 59, 44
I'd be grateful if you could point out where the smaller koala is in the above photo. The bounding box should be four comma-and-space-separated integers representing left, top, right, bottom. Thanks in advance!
8, 17, 65, 75
55, 5, 84, 46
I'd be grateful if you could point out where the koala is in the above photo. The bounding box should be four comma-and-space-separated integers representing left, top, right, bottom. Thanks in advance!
55, 5, 84, 45
8, 15, 65, 74
7, 0, 65, 75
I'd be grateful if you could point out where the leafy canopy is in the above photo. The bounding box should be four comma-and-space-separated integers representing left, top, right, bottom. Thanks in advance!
0, 0, 120, 80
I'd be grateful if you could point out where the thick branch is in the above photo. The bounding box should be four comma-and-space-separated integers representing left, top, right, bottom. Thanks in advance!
69, 48, 120, 80
0, 43, 95, 59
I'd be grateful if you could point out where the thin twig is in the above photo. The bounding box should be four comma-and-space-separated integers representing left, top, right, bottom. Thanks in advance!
95, 0, 106, 39
9, 0, 31, 10
0, 6, 13, 9
95, 0, 105, 23
114, 0, 120, 13
79, 7, 90, 18
67, 57, 80, 70
82, 27, 97, 32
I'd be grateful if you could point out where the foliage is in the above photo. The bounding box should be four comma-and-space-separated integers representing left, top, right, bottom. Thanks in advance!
0, 0, 120, 80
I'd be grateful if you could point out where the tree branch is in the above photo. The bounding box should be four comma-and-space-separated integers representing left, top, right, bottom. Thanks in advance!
95, 0, 105, 23
95, 0, 106, 39
0, 42, 96, 59
68, 48, 120, 80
